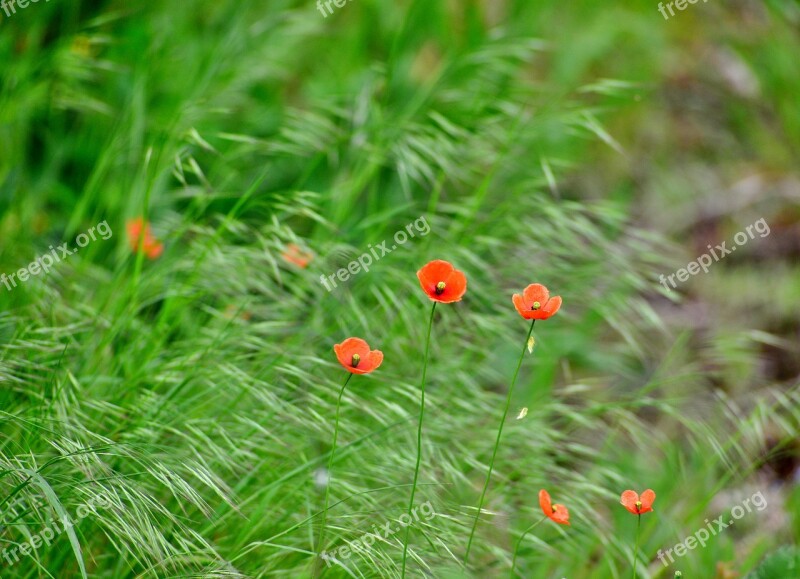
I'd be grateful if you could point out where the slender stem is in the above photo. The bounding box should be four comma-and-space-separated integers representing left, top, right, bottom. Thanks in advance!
317, 372, 353, 556
632, 514, 641, 578
510, 516, 547, 578
401, 302, 437, 577
465, 319, 536, 564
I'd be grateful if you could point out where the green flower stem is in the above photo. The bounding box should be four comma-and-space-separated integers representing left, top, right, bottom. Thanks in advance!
465, 319, 536, 564
317, 372, 353, 556
401, 301, 437, 577
632, 513, 641, 578
510, 515, 547, 577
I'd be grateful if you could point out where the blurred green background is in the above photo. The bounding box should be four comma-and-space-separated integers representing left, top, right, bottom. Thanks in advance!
1, 0, 798, 577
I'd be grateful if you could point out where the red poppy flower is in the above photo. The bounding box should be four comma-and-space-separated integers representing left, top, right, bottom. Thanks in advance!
127, 218, 164, 260
620, 489, 656, 515
539, 489, 570, 525
416, 260, 467, 303
282, 243, 313, 268
334, 338, 384, 375
512, 284, 562, 320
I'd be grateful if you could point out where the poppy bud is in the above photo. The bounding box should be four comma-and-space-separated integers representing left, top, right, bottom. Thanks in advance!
351, 354, 361, 367
674, 573, 682, 578
435, 281, 446, 295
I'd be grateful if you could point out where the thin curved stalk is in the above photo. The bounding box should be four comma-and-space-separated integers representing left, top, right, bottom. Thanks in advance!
465, 319, 536, 564
317, 372, 353, 557
401, 302, 437, 577
510, 516, 547, 577
632, 514, 641, 578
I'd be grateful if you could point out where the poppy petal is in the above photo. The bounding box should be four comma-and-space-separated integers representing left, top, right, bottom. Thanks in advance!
417, 260, 455, 287
334, 338, 369, 364
512, 294, 532, 318
640, 489, 656, 513
417, 260, 467, 303
551, 504, 570, 525
127, 218, 164, 260
523, 284, 549, 305
145, 242, 164, 260
126, 218, 144, 239
539, 296, 562, 319
620, 490, 640, 515
283, 244, 312, 268
538, 489, 552, 516
361, 350, 384, 373
437, 269, 467, 303
334, 338, 382, 375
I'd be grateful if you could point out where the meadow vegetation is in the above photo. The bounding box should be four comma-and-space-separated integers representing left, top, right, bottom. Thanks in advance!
0, 0, 798, 576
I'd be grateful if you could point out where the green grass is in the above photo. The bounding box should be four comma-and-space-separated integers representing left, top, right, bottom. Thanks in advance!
1, 0, 798, 577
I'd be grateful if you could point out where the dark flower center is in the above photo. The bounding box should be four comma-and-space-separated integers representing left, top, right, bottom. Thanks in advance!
351, 354, 361, 367
435, 281, 446, 295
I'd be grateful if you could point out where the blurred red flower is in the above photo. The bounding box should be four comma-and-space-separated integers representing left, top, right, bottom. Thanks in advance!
620, 489, 656, 515
539, 489, 570, 525
126, 218, 164, 260
512, 283, 562, 320
334, 338, 384, 375
416, 260, 467, 303
282, 243, 313, 268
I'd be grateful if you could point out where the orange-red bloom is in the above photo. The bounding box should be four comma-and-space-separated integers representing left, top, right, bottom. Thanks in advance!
512, 284, 562, 320
620, 489, 656, 515
416, 260, 467, 304
282, 243, 313, 268
539, 489, 570, 525
334, 338, 384, 375
127, 218, 164, 260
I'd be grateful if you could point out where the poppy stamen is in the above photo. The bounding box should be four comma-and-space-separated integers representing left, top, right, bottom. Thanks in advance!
351, 354, 361, 368
435, 281, 446, 295
635, 501, 642, 513
531, 301, 541, 310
